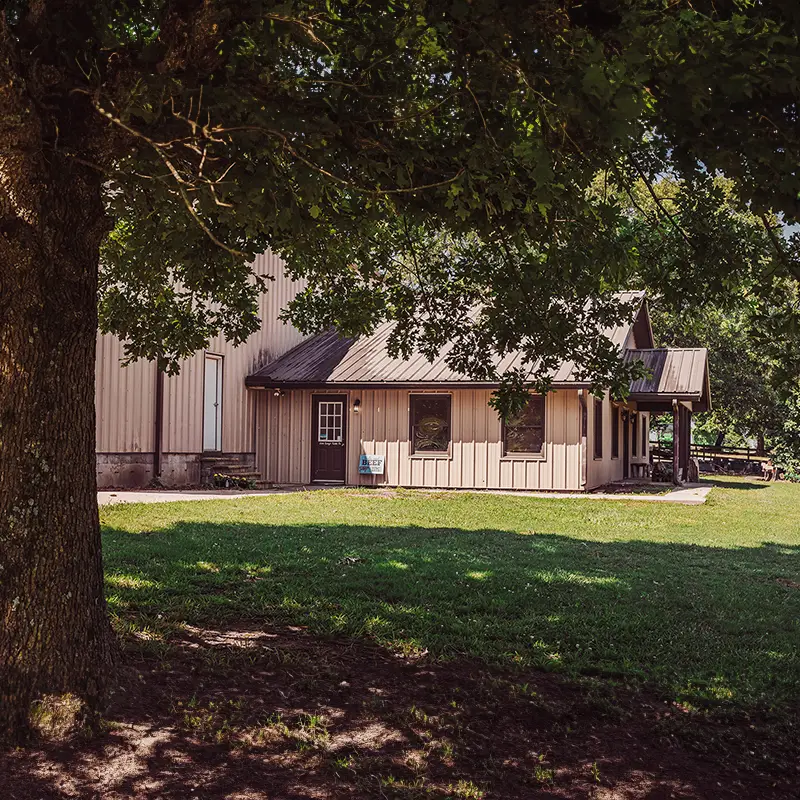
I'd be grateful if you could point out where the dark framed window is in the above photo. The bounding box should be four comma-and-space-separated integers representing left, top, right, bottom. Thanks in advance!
611, 406, 620, 459
410, 394, 451, 454
593, 397, 603, 459
641, 413, 648, 455
503, 394, 546, 456
631, 413, 638, 457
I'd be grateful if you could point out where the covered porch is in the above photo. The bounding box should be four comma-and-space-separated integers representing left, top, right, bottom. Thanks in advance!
625, 348, 712, 484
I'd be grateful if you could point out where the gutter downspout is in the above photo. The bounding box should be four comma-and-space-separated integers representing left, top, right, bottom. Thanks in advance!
153, 358, 165, 483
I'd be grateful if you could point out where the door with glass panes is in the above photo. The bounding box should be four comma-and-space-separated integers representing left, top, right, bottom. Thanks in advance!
311, 395, 347, 482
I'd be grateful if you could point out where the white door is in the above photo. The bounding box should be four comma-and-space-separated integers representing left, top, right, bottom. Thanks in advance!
203, 354, 223, 451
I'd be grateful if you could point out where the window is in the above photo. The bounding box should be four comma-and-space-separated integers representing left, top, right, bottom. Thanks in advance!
503, 394, 546, 456
317, 400, 344, 443
410, 395, 451, 454
611, 406, 619, 459
641, 413, 648, 456
632, 413, 638, 457
593, 397, 603, 459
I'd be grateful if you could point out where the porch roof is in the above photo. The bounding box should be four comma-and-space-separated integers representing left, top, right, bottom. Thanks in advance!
624, 348, 711, 412
246, 293, 645, 390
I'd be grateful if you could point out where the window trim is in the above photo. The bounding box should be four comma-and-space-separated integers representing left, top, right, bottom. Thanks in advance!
501, 393, 547, 460
310, 393, 349, 483
593, 396, 604, 460
611, 404, 620, 460
409, 393, 452, 458
316, 399, 345, 444
202, 352, 224, 453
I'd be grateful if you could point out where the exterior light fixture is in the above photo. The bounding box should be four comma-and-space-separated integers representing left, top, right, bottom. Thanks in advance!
353, 398, 361, 413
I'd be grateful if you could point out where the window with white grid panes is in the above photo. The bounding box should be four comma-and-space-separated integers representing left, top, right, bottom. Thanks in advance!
317, 401, 344, 443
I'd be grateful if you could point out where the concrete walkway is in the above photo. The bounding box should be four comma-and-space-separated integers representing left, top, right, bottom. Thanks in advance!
98, 483, 712, 507
98, 489, 285, 506
516, 484, 712, 505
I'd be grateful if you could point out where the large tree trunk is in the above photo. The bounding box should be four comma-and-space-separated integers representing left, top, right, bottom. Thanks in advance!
0, 82, 115, 736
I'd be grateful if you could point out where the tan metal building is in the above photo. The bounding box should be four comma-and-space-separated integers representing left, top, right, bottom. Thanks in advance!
97, 270, 709, 491
95, 251, 306, 487
245, 292, 711, 491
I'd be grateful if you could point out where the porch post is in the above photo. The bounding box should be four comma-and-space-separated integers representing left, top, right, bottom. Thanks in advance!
683, 408, 692, 475
672, 399, 681, 485
683, 407, 693, 479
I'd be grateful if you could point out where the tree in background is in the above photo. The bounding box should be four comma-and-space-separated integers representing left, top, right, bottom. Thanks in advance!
581, 164, 800, 479
771, 395, 800, 479
596, 170, 800, 465
620, 175, 800, 465
652, 304, 787, 446
3, 1, 800, 737
651, 293, 800, 465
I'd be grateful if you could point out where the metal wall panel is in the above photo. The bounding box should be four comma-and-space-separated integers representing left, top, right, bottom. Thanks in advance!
95, 334, 156, 453
96, 251, 306, 455
261, 388, 583, 491
586, 394, 650, 490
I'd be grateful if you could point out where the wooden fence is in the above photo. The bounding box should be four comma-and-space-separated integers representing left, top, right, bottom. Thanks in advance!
690, 444, 770, 464
651, 443, 770, 465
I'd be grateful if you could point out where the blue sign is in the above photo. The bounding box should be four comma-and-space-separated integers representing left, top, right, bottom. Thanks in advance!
359, 454, 385, 475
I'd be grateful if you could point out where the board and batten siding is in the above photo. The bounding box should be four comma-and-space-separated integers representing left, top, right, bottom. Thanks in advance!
95, 250, 305, 455
95, 337, 156, 453
586, 392, 620, 489
586, 392, 650, 490
258, 388, 583, 491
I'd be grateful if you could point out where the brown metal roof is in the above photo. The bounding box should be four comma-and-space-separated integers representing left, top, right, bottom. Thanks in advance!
247, 292, 647, 389
625, 348, 711, 410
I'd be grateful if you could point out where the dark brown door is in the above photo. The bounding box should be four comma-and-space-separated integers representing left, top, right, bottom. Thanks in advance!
311, 395, 347, 483
622, 412, 630, 479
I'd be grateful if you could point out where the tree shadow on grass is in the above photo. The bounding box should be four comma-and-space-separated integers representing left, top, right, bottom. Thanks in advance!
4, 617, 798, 799
700, 477, 770, 491
6, 516, 797, 798
100, 521, 800, 712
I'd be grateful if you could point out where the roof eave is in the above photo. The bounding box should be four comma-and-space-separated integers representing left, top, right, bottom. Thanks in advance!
246, 379, 592, 390
628, 392, 703, 401
629, 393, 710, 413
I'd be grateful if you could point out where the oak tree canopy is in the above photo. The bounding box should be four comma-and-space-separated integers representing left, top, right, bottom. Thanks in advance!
2, 0, 799, 736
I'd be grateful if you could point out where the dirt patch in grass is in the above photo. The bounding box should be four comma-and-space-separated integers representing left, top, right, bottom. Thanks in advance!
4, 626, 797, 799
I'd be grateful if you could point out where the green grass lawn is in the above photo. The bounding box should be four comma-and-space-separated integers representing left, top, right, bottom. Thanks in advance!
101, 477, 800, 713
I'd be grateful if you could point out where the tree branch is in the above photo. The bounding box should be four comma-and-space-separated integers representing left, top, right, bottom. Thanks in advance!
86, 93, 247, 258
628, 155, 695, 251
760, 212, 800, 282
